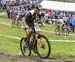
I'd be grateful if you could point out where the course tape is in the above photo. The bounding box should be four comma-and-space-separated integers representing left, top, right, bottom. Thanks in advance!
0, 34, 75, 42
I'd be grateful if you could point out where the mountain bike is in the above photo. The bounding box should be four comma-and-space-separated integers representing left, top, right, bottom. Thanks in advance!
20, 26, 51, 59
55, 24, 69, 36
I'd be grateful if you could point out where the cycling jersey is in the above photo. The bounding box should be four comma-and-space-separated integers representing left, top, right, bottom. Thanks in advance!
25, 10, 37, 27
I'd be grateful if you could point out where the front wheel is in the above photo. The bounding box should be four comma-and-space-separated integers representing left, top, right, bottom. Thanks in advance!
20, 38, 31, 56
36, 35, 51, 59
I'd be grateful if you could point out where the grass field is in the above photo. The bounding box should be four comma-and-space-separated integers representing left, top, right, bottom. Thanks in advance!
0, 12, 75, 61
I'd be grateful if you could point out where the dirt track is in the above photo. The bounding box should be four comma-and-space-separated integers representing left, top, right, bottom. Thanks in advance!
0, 51, 75, 62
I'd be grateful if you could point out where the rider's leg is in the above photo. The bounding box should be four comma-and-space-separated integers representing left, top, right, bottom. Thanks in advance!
22, 17, 26, 27
36, 36, 45, 48
26, 28, 33, 38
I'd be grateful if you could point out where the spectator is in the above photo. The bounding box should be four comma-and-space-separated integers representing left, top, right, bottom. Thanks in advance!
66, 14, 72, 32
70, 15, 75, 32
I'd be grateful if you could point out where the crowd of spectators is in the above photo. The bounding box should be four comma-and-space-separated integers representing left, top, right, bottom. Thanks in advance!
0, 0, 29, 6
44, 11, 75, 32
1, 0, 74, 33
43, 10, 75, 32
0, 0, 38, 10
0, 0, 43, 6
6, 5, 75, 32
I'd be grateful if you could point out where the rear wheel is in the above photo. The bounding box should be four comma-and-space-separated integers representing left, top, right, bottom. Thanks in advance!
55, 28, 60, 35
20, 38, 31, 56
11, 20, 16, 27
36, 35, 51, 59
63, 28, 69, 36
17, 21, 21, 28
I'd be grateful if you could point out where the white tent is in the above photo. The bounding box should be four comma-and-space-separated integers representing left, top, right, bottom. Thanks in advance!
40, 1, 75, 12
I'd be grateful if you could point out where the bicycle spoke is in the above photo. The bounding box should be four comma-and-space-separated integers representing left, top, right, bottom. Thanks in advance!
20, 38, 31, 56
36, 35, 51, 59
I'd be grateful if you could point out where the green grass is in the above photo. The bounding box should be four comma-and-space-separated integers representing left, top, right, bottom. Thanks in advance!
39, 31, 75, 40
0, 12, 75, 60
41, 24, 55, 31
0, 22, 75, 59
0, 11, 7, 18
0, 12, 75, 40
51, 42, 75, 58
0, 17, 11, 24
0, 36, 19, 55
0, 25, 25, 37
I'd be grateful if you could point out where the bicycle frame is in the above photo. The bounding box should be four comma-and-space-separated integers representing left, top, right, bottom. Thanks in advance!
24, 27, 37, 49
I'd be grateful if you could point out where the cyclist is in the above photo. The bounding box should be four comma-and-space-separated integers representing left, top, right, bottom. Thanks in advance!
23, 6, 40, 37
22, 6, 44, 48
57, 17, 66, 33
55, 17, 66, 31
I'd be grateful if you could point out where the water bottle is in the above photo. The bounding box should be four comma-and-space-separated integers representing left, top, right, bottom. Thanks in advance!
29, 36, 33, 45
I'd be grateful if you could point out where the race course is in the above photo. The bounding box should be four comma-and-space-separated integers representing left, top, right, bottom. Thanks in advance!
0, 18, 75, 62
0, 51, 75, 62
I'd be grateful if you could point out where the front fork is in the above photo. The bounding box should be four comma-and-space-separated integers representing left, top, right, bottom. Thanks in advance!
36, 34, 44, 48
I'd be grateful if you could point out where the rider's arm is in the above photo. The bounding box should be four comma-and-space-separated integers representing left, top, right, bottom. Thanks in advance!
22, 12, 32, 28
22, 17, 25, 27
22, 17, 29, 29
